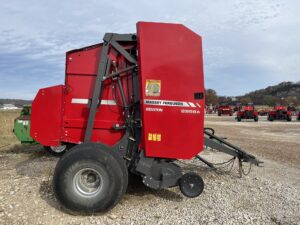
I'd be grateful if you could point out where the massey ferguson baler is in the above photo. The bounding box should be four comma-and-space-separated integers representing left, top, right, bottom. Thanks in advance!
31, 22, 262, 213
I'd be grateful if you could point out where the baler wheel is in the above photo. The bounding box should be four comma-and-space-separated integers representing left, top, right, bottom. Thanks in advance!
44, 145, 68, 156
287, 115, 292, 122
53, 143, 128, 214
237, 116, 241, 122
254, 116, 258, 122
268, 115, 274, 121
179, 172, 204, 198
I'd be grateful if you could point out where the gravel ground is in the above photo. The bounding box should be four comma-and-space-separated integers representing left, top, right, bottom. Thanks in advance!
0, 115, 299, 225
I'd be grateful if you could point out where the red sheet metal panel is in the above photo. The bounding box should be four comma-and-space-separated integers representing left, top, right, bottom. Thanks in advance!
31, 85, 64, 146
137, 22, 205, 159
62, 45, 130, 145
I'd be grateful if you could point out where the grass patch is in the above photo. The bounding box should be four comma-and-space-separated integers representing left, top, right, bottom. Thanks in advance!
0, 110, 21, 147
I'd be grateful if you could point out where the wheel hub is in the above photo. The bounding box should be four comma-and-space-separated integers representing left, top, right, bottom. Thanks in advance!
73, 168, 102, 197
50, 145, 67, 153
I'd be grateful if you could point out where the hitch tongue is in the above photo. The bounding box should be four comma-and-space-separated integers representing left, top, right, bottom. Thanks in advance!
198, 128, 263, 174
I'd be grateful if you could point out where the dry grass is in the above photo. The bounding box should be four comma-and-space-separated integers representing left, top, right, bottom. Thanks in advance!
0, 109, 21, 147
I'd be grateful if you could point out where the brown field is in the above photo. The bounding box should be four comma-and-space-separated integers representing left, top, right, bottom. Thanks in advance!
0, 110, 21, 147
0, 111, 299, 225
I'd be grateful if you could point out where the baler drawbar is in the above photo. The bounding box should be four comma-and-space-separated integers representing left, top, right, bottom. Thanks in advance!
30, 22, 262, 213
198, 128, 263, 171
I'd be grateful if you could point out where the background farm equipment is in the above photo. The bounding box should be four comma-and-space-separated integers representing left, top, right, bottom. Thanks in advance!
13, 105, 35, 143
233, 103, 242, 112
236, 104, 258, 122
13, 105, 69, 155
205, 104, 216, 114
217, 103, 233, 116
268, 105, 292, 121
30, 22, 262, 213
297, 111, 300, 121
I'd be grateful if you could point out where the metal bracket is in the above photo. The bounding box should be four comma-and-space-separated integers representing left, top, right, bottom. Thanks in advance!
84, 33, 137, 143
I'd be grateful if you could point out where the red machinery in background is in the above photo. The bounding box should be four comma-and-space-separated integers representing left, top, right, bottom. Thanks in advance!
217, 103, 233, 116
236, 104, 259, 122
30, 22, 261, 213
268, 105, 292, 121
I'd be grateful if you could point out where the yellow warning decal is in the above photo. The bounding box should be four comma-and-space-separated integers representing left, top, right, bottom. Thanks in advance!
148, 133, 162, 142
157, 134, 161, 142
146, 80, 161, 96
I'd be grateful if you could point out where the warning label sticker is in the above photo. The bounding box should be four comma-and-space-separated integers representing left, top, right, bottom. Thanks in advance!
148, 133, 162, 142
146, 80, 161, 96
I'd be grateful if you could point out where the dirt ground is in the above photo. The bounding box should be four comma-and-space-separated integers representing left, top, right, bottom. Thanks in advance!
0, 112, 299, 225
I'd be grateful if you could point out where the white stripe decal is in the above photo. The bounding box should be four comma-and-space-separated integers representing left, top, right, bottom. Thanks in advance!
196, 103, 201, 108
144, 99, 190, 107
188, 102, 196, 108
101, 100, 117, 105
71, 98, 117, 105
71, 98, 88, 104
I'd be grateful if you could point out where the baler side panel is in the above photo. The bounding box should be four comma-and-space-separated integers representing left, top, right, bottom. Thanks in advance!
30, 85, 64, 146
62, 45, 131, 145
137, 22, 205, 159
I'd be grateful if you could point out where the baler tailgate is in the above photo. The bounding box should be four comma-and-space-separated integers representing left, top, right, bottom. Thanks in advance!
137, 22, 205, 159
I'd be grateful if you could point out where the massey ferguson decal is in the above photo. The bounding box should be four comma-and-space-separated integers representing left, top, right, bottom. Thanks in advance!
144, 99, 201, 108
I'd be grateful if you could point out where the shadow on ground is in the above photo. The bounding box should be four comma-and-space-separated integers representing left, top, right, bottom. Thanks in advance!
39, 179, 62, 211
6, 144, 60, 177
126, 173, 183, 202
4, 143, 46, 156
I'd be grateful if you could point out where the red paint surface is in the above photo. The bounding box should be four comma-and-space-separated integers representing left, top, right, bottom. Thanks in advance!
137, 22, 205, 159
31, 85, 64, 146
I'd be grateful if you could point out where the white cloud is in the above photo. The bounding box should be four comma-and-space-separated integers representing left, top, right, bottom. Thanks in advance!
0, 0, 299, 98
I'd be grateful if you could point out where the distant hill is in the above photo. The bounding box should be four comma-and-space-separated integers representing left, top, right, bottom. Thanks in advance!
206, 81, 300, 106
0, 99, 32, 108
237, 81, 300, 105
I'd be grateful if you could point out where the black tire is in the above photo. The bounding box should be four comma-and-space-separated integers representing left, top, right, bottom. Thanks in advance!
218, 111, 221, 116
287, 115, 292, 122
229, 112, 233, 116
53, 143, 128, 214
44, 144, 69, 156
268, 115, 274, 121
179, 172, 204, 198
254, 116, 258, 122
297, 116, 300, 121
237, 116, 241, 122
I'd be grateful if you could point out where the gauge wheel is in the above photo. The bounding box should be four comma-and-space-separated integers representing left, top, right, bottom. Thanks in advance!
179, 172, 204, 198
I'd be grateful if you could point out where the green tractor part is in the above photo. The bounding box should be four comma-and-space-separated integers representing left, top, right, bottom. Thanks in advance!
13, 105, 36, 143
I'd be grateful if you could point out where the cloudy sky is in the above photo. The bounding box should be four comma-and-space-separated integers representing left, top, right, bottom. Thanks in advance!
0, 0, 299, 99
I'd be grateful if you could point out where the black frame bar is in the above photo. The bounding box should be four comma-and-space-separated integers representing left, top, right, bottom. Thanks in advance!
84, 33, 137, 143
